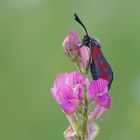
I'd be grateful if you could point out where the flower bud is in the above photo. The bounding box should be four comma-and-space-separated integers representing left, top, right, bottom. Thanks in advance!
63, 31, 80, 61
77, 45, 91, 74
63, 31, 91, 74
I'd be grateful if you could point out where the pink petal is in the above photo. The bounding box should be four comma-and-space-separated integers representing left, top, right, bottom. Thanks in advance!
87, 79, 108, 101
56, 85, 78, 104
69, 31, 80, 44
54, 72, 69, 88
61, 99, 80, 115
75, 84, 83, 100
69, 71, 85, 85
95, 93, 112, 108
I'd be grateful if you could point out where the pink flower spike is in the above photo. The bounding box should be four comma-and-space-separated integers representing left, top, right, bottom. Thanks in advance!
87, 79, 112, 108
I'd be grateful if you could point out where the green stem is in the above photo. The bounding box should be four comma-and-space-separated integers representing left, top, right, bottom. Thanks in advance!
82, 92, 88, 139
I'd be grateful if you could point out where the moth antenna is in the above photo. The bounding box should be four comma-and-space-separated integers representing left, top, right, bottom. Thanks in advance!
74, 13, 89, 37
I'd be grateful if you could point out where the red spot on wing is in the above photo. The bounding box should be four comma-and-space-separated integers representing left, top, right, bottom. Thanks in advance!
101, 73, 112, 84
102, 61, 108, 69
95, 60, 108, 70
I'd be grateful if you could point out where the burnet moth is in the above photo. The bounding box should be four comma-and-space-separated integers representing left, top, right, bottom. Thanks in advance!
74, 13, 113, 90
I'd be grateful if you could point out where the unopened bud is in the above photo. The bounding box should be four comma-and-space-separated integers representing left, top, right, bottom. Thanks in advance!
63, 31, 80, 61
77, 45, 91, 74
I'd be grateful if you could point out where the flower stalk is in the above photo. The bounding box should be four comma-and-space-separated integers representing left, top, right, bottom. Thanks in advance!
50, 21, 113, 140
82, 91, 88, 139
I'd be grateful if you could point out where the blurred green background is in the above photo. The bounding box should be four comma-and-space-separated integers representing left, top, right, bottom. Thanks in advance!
0, 0, 140, 140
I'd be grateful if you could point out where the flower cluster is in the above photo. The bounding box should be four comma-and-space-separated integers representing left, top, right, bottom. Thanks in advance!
51, 71, 86, 115
51, 31, 112, 140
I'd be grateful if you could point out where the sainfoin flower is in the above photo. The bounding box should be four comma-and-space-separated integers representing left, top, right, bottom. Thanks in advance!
87, 78, 111, 109
51, 71, 86, 115
87, 79, 112, 120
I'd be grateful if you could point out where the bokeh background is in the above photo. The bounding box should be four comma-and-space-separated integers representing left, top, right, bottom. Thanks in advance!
0, 0, 140, 140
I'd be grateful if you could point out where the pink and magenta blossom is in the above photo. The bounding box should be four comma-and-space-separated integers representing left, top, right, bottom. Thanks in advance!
51, 71, 87, 115
87, 79, 112, 109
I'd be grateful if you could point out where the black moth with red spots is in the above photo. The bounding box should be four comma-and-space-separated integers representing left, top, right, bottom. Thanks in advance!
74, 13, 113, 90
